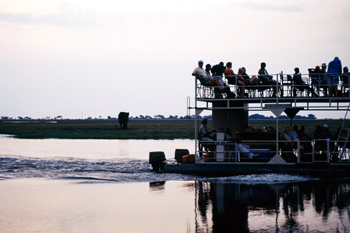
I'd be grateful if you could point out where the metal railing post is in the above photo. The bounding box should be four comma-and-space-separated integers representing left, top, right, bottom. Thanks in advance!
327, 140, 330, 163
297, 140, 300, 163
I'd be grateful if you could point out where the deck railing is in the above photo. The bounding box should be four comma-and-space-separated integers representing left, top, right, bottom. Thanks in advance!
196, 73, 350, 99
196, 139, 350, 164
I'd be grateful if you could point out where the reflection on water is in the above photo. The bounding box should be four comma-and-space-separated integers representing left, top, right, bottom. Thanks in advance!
150, 180, 350, 233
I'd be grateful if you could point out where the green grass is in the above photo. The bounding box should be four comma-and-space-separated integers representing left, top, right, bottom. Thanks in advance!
0, 119, 347, 139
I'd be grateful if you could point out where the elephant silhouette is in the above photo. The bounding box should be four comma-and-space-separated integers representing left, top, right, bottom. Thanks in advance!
118, 112, 129, 129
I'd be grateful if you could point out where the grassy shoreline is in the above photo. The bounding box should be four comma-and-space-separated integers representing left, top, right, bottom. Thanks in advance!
0, 119, 346, 140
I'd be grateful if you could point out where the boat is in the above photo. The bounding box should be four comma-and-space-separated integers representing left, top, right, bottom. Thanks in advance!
150, 70, 350, 178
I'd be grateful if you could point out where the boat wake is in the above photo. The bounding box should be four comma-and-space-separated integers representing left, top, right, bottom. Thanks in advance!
0, 155, 319, 183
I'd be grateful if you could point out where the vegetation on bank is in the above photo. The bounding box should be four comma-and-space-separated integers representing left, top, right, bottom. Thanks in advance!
0, 119, 347, 140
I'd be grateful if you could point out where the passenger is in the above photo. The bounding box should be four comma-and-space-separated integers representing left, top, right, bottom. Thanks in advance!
293, 67, 318, 97
298, 125, 312, 160
198, 118, 216, 153
225, 128, 258, 159
210, 63, 235, 98
290, 125, 299, 142
314, 125, 323, 139
258, 62, 283, 97
322, 124, 333, 140
225, 62, 245, 98
211, 62, 227, 86
199, 118, 215, 142
192, 60, 224, 98
240, 67, 259, 86
282, 127, 295, 162
327, 57, 342, 97
298, 126, 312, 141
283, 127, 292, 146
341, 66, 349, 94
320, 63, 329, 96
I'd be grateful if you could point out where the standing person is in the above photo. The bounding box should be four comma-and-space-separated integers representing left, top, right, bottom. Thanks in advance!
341, 66, 349, 95
192, 60, 224, 98
327, 57, 342, 97
225, 62, 245, 98
320, 63, 329, 96
258, 62, 283, 97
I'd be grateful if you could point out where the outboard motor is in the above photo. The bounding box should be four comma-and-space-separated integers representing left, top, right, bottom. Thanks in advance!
149, 151, 166, 172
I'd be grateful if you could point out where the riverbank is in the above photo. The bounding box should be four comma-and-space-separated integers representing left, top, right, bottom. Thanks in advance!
0, 119, 345, 139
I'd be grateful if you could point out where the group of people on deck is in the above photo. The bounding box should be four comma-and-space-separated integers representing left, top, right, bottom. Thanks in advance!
192, 57, 349, 98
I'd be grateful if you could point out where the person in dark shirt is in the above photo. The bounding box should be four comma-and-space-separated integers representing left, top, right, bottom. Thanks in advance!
240, 67, 259, 86
341, 66, 349, 94
293, 67, 318, 97
212, 62, 227, 87
258, 62, 283, 97
327, 57, 342, 97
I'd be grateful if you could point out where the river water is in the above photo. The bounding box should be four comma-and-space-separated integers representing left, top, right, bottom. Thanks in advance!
0, 135, 349, 233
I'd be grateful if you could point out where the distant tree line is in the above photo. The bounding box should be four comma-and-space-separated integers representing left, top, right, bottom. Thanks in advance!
1, 113, 318, 120
249, 114, 317, 120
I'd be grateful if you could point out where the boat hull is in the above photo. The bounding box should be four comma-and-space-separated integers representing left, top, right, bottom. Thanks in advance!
162, 162, 350, 179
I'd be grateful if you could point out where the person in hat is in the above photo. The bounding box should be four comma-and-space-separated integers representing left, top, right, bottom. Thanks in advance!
192, 60, 224, 98
322, 124, 333, 139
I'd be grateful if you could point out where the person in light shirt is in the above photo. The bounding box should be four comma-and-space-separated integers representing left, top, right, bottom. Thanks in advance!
192, 60, 224, 98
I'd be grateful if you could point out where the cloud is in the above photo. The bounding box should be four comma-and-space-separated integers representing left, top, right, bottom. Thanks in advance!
229, 1, 303, 12
0, 5, 97, 28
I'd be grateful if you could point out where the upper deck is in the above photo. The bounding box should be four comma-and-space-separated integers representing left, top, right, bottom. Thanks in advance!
195, 73, 350, 112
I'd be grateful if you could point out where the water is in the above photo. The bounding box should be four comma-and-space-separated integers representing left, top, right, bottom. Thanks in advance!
0, 136, 350, 232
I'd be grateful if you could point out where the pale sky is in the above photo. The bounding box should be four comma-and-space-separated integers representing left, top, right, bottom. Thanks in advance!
1, 0, 349, 119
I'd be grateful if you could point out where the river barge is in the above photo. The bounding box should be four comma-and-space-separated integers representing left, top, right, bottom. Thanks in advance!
150, 69, 350, 178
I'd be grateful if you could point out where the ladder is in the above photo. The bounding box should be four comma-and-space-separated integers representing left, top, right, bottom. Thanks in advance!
333, 103, 350, 160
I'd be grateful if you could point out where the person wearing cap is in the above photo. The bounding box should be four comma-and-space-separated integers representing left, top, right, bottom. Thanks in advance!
322, 124, 333, 139
327, 57, 342, 97
192, 60, 224, 98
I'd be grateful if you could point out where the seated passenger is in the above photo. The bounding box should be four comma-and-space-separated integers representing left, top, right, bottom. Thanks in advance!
192, 60, 224, 98
224, 62, 245, 98
258, 62, 283, 97
225, 128, 258, 159
309, 65, 326, 96
207, 64, 235, 98
211, 62, 227, 86
240, 67, 259, 86
199, 118, 216, 152
293, 67, 318, 97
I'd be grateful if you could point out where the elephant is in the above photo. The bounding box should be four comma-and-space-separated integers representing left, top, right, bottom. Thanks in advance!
118, 112, 129, 129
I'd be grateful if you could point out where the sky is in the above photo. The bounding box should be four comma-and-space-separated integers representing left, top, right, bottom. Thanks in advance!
0, 0, 349, 119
